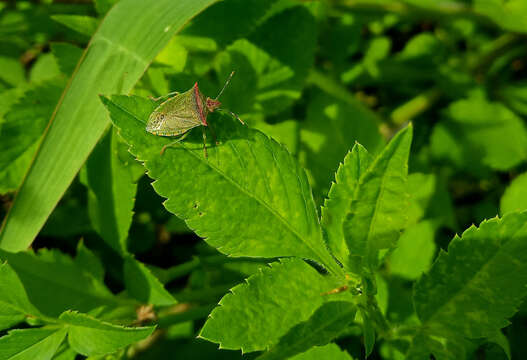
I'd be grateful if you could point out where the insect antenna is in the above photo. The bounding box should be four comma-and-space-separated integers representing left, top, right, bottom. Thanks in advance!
217, 108, 245, 125
215, 71, 235, 100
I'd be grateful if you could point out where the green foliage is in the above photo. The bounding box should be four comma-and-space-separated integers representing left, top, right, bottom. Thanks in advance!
2, 0, 527, 358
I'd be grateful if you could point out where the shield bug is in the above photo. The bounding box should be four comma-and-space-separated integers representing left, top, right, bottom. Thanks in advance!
146, 71, 243, 158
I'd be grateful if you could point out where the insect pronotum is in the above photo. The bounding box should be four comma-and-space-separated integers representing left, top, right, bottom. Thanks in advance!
145, 71, 244, 158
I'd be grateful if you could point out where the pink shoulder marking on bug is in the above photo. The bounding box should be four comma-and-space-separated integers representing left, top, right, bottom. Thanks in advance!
193, 82, 207, 126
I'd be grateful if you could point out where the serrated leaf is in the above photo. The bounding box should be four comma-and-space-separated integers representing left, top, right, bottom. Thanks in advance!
300, 91, 383, 204
101, 94, 341, 275
343, 125, 413, 273
414, 212, 527, 339
60, 311, 154, 356
50, 15, 99, 37
0, 0, 219, 252
84, 129, 137, 254
0, 249, 118, 317
0, 78, 65, 171
322, 143, 373, 270
0, 328, 67, 360
257, 301, 356, 360
500, 172, 527, 215
214, 6, 317, 116
199, 258, 354, 352
50, 43, 84, 77
123, 256, 176, 306
0, 263, 40, 330
289, 343, 354, 360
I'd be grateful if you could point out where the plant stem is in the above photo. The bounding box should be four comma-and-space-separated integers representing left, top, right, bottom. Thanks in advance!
390, 88, 442, 126
157, 304, 216, 328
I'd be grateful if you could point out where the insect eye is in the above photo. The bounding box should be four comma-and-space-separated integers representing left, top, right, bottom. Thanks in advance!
159, 114, 165, 120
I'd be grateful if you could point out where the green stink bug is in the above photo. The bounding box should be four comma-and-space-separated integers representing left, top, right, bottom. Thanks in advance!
146, 71, 243, 157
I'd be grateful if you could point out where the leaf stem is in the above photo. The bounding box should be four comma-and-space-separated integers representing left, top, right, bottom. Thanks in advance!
157, 304, 216, 328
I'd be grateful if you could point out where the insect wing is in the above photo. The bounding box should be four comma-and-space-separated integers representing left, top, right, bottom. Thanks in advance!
146, 89, 201, 136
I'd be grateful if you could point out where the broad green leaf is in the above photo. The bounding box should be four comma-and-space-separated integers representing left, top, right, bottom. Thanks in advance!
500, 172, 527, 215
50, 15, 99, 37
214, 6, 317, 116
406, 173, 436, 226
123, 256, 176, 306
0, 0, 219, 252
343, 125, 413, 273
406, 333, 467, 360
199, 258, 354, 352
101, 95, 341, 275
50, 43, 84, 77
289, 344, 354, 360
0, 249, 118, 317
430, 92, 527, 172
321, 144, 373, 270
0, 57, 25, 87
388, 220, 437, 280
257, 301, 356, 360
414, 212, 527, 339
29, 54, 61, 83
95, 0, 120, 15
0, 78, 65, 171
0, 328, 67, 360
0, 263, 40, 330
84, 129, 137, 254
300, 92, 384, 203
474, 0, 527, 33
74, 241, 105, 282
60, 311, 154, 356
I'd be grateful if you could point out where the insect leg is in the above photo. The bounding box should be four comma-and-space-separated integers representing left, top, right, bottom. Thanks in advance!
207, 122, 219, 145
150, 91, 180, 102
160, 131, 190, 155
202, 127, 208, 158
217, 108, 245, 125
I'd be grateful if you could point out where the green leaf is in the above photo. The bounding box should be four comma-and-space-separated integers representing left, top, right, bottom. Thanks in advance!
0, 249, 118, 317
500, 172, 527, 215
414, 212, 527, 340
0, 328, 67, 360
406, 333, 467, 360
343, 125, 413, 273
300, 92, 384, 203
74, 241, 105, 282
84, 129, 137, 254
0, 263, 40, 330
0, 0, 219, 252
95, 0, 120, 15
214, 6, 317, 116
29, 54, 61, 83
50, 43, 84, 77
50, 15, 99, 37
0, 57, 25, 87
0, 78, 65, 171
123, 256, 176, 306
361, 309, 376, 358
257, 301, 356, 360
321, 144, 373, 270
101, 94, 341, 275
182, 0, 279, 48
289, 344, 354, 360
60, 311, 154, 356
388, 220, 437, 280
430, 92, 527, 172
199, 258, 354, 352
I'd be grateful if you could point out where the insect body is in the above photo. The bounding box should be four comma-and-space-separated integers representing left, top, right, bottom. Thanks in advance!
146, 71, 243, 157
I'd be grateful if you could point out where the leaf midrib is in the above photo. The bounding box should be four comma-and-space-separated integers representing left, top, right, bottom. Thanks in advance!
421, 222, 527, 331
109, 98, 339, 274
